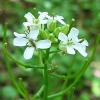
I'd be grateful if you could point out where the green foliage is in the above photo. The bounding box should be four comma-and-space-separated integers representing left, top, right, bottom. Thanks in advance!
0, 0, 100, 100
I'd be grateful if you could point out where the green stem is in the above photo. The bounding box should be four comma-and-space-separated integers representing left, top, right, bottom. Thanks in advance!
18, 78, 30, 100
49, 73, 66, 79
67, 18, 75, 33
67, 87, 75, 100
6, 50, 44, 69
49, 50, 61, 54
43, 49, 49, 100
44, 62, 48, 100
34, 85, 44, 98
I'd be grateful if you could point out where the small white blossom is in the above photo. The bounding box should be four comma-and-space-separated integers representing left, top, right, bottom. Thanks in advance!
58, 27, 88, 57
47, 15, 66, 25
23, 12, 49, 29
13, 31, 51, 59
38, 11, 49, 23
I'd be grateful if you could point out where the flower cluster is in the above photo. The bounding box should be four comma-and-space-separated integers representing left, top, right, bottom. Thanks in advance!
13, 11, 88, 59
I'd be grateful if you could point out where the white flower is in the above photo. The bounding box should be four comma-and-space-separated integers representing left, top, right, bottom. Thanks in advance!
58, 27, 88, 57
38, 11, 49, 24
13, 31, 51, 59
23, 12, 49, 29
47, 15, 66, 25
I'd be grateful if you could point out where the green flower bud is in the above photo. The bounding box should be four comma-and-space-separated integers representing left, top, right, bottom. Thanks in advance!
49, 34, 58, 43
54, 24, 69, 37
61, 24, 69, 34
47, 20, 57, 32
54, 27, 62, 37
39, 30, 49, 39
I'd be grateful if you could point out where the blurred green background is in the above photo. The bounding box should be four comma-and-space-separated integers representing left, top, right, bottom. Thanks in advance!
0, 0, 100, 100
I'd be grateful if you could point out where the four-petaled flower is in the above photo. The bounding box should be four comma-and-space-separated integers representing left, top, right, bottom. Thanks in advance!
23, 12, 49, 29
58, 27, 88, 57
13, 30, 51, 59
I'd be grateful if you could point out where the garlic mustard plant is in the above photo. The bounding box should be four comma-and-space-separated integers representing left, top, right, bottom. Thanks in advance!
12, 11, 89, 100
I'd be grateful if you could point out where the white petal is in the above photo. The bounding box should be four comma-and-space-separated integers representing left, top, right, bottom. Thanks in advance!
27, 30, 39, 40
47, 16, 53, 20
58, 32, 68, 41
36, 40, 51, 49
38, 12, 48, 19
40, 19, 48, 24
68, 27, 79, 42
13, 38, 28, 46
67, 46, 75, 55
23, 22, 33, 27
55, 16, 66, 25
82, 40, 88, 46
14, 32, 26, 38
24, 47, 35, 59
74, 43, 87, 57
24, 12, 35, 22
30, 24, 40, 30
38, 12, 49, 24
54, 16, 64, 20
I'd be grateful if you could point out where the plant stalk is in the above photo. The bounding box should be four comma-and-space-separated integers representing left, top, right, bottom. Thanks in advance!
43, 50, 49, 100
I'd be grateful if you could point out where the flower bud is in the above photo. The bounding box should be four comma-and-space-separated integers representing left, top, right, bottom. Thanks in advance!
39, 30, 49, 39
54, 27, 62, 37
49, 34, 58, 43
47, 20, 56, 32
61, 24, 69, 34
